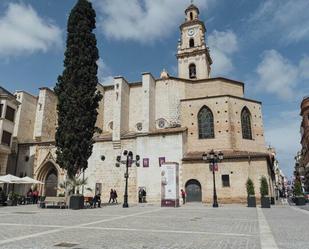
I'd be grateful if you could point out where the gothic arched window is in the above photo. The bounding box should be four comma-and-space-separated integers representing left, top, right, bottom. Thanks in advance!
198, 106, 214, 139
189, 38, 194, 48
189, 64, 196, 79
190, 12, 193, 20
241, 107, 252, 140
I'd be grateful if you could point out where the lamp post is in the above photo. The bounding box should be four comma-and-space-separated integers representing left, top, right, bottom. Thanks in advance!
202, 150, 224, 208
116, 150, 140, 208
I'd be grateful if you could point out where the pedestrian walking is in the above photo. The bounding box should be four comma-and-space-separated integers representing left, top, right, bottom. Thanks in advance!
92, 193, 101, 208
113, 189, 118, 203
181, 189, 186, 204
138, 189, 143, 203
142, 189, 147, 203
108, 189, 114, 203
27, 188, 33, 204
32, 189, 39, 204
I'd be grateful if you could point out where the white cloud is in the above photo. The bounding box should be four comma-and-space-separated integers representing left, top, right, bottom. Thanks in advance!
0, 3, 62, 57
256, 50, 298, 100
299, 56, 309, 79
208, 30, 238, 76
265, 109, 301, 177
97, 58, 114, 85
249, 0, 309, 43
93, 0, 211, 43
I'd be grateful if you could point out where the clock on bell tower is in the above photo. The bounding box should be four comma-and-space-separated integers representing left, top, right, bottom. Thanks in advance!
177, 3, 212, 80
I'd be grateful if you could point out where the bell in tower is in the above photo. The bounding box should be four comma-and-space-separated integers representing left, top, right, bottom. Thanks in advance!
177, 3, 212, 80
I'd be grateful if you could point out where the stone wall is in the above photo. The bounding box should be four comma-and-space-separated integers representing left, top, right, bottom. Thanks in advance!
13, 91, 37, 143
85, 133, 183, 203
95, 84, 105, 133
33, 88, 57, 141
113, 77, 130, 141
129, 85, 143, 132
181, 95, 266, 153
0, 153, 8, 175
228, 97, 265, 152
102, 89, 114, 132
155, 78, 186, 127
141, 73, 156, 132
182, 158, 272, 204
185, 78, 244, 99
85, 140, 137, 202
135, 134, 183, 203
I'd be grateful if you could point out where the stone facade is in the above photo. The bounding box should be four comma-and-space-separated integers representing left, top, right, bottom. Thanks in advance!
0, 87, 19, 176
10, 4, 275, 204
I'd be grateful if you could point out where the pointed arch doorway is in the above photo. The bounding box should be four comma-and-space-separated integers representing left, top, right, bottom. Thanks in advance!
37, 161, 59, 197
45, 168, 58, 196
185, 179, 202, 202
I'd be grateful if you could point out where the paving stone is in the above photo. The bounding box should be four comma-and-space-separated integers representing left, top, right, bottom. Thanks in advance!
0, 203, 307, 249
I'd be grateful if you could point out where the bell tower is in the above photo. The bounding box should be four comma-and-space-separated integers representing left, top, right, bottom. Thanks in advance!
177, 3, 212, 80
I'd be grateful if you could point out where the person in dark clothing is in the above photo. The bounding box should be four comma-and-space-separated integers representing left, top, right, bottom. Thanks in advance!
0, 187, 7, 205
92, 193, 101, 208
138, 189, 143, 203
142, 189, 146, 203
181, 189, 186, 204
32, 189, 39, 204
108, 189, 114, 203
113, 189, 118, 203
27, 188, 33, 204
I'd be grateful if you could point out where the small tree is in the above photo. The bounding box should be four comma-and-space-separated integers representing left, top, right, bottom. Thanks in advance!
59, 177, 92, 195
260, 176, 269, 197
294, 180, 303, 196
246, 178, 255, 196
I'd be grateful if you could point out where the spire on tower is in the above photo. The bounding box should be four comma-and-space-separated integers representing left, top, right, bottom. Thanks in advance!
185, 2, 200, 21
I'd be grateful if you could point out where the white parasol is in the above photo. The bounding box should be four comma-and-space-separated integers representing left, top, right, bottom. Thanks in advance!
21, 176, 44, 184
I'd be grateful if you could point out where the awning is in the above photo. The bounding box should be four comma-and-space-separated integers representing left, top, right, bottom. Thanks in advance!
0, 174, 25, 184
21, 176, 44, 185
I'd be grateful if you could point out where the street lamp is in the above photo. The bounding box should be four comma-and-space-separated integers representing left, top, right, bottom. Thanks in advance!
116, 150, 140, 208
202, 150, 224, 208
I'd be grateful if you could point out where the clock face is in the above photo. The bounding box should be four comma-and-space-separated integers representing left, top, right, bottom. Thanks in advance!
187, 28, 196, 37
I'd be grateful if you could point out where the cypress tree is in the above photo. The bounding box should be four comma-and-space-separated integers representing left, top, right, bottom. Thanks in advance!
54, 0, 102, 179
294, 180, 303, 196
246, 178, 255, 196
260, 176, 269, 197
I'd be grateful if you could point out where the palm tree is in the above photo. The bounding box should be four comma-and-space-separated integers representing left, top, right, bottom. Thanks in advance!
59, 177, 92, 195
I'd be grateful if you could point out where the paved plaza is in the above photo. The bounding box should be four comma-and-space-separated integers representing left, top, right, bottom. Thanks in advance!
0, 203, 308, 249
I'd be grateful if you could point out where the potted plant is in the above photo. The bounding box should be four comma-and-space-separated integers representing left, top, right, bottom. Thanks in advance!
294, 180, 306, 206
7, 192, 18, 206
246, 178, 256, 207
60, 177, 89, 210
260, 176, 270, 208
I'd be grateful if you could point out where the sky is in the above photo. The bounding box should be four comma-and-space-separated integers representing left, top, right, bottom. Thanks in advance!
0, 0, 308, 178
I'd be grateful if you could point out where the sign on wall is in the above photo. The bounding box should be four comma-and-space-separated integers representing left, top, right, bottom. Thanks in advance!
159, 157, 165, 166
143, 158, 149, 167
209, 163, 218, 172
161, 162, 179, 207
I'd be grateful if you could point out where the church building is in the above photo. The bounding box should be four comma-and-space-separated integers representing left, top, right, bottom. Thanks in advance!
9, 4, 275, 204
